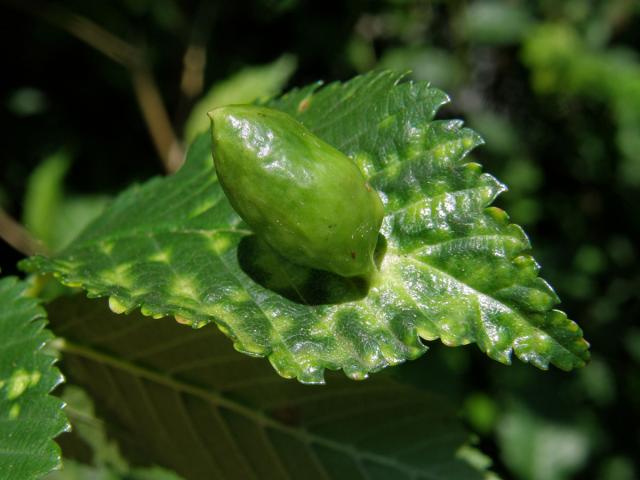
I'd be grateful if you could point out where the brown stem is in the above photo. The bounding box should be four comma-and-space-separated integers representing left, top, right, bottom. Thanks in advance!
0, 208, 49, 257
131, 69, 184, 173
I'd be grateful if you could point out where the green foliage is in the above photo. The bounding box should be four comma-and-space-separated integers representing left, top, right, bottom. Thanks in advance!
22, 71, 588, 383
23, 151, 70, 248
456, 0, 534, 45
6, 87, 48, 117
46, 386, 182, 479
46, 294, 489, 479
22, 152, 110, 253
0, 277, 68, 479
184, 55, 296, 143
523, 22, 640, 185
379, 47, 464, 89
496, 401, 591, 480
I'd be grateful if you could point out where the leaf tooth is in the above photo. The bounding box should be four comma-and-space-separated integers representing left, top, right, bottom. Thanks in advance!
108, 296, 130, 314
267, 348, 303, 381
175, 315, 192, 326
343, 363, 369, 381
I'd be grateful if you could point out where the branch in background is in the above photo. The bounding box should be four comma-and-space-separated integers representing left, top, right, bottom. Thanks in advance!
7, 0, 184, 173
43, 6, 141, 67
180, 44, 207, 101
174, 1, 217, 137
0, 208, 49, 257
131, 69, 185, 173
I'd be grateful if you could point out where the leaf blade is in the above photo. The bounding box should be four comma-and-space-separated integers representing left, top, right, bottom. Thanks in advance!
21, 70, 589, 382
48, 295, 487, 480
0, 277, 68, 479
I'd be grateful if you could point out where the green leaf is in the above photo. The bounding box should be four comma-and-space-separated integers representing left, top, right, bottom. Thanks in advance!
184, 54, 297, 143
456, 1, 533, 45
21, 150, 109, 253
50, 196, 110, 253
46, 461, 183, 480
379, 47, 464, 90
46, 387, 183, 480
522, 23, 640, 185
47, 294, 488, 480
23, 151, 70, 247
0, 276, 68, 479
22, 71, 589, 383
497, 401, 591, 480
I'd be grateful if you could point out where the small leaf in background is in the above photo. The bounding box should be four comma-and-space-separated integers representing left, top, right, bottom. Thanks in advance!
496, 401, 591, 480
23, 151, 70, 247
51, 196, 111, 253
6, 87, 49, 117
597, 456, 637, 480
57, 386, 128, 474
466, 111, 521, 158
463, 392, 499, 436
456, 0, 534, 45
0, 277, 68, 479
379, 47, 464, 90
22, 71, 589, 383
46, 386, 183, 480
183, 54, 297, 143
47, 294, 489, 480
22, 150, 110, 253
578, 355, 615, 407
523, 23, 640, 185
46, 460, 183, 480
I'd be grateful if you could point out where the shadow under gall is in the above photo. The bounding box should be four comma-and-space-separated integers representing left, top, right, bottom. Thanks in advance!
237, 234, 387, 306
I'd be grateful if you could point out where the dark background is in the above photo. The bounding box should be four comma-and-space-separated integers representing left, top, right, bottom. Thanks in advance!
1, 1, 638, 479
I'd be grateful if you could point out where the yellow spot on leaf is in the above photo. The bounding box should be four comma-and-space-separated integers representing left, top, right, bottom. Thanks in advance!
230, 290, 250, 303
353, 152, 376, 178
434, 144, 447, 159
99, 241, 115, 255
9, 404, 20, 419
210, 236, 231, 254
173, 277, 199, 300
6, 369, 41, 400
148, 250, 171, 263
102, 264, 133, 288
463, 135, 476, 149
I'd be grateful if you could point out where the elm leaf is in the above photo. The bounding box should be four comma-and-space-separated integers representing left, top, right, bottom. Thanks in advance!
21, 71, 589, 383
47, 294, 487, 480
0, 277, 68, 479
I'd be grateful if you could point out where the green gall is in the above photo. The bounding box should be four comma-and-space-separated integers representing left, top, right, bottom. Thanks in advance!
209, 105, 384, 277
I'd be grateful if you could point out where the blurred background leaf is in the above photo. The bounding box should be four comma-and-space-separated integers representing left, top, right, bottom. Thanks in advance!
22, 151, 110, 253
45, 294, 491, 479
184, 54, 296, 142
45, 386, 183, 480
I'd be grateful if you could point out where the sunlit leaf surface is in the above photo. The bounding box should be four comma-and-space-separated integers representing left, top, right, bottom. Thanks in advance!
22, 71, 589, 382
